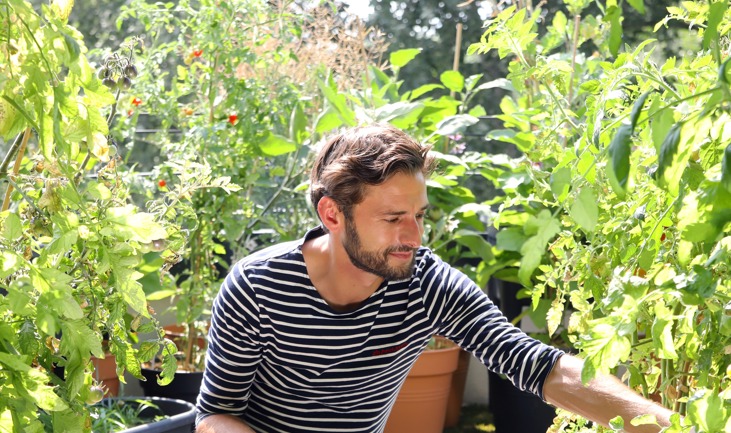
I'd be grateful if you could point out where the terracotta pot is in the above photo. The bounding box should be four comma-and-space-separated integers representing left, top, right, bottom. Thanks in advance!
444, 348, 471, 427
384, 338, 460, 433
163, 324, 207, 351
92, 354, 119, 397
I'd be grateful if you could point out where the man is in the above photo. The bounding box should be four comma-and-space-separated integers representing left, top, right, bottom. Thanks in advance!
196, 124, 678, 433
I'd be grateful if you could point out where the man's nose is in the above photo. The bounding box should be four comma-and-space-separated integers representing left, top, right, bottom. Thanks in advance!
400, 217, 422, 248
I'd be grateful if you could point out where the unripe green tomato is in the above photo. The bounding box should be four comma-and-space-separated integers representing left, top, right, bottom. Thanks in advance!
118, 76, 132, 90
102, 77, 116, 89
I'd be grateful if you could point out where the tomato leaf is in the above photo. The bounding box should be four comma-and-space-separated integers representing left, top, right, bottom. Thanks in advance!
703, 0, 728, 51
570, 187, 598, 233
607, 123, 633, 197
656, 123, 682, 184
721, 143, 731, 192
629, 91, 652, 131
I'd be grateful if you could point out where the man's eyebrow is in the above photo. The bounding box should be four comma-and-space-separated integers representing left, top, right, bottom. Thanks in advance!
380, 204, 431, 216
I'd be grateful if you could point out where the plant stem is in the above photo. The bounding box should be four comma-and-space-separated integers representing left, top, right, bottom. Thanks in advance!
1, 127, 31, 211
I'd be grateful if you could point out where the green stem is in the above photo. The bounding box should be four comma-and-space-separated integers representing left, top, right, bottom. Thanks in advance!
629, 195, 680, 271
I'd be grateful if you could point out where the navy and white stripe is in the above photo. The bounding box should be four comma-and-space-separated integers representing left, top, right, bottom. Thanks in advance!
196, 226, 563, 432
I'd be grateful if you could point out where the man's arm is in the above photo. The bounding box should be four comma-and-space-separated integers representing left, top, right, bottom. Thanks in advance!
196, 414, 257, 433
543, 354, 675, 433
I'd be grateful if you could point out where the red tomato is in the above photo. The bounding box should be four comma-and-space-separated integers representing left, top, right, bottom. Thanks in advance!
228, 114, 238, 125
158, 179, 167, 188
193, 49, 203, 57
131, 97, 142, 106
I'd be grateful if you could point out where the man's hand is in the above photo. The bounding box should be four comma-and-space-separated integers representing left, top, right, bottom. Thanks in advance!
543, 354, 676, 433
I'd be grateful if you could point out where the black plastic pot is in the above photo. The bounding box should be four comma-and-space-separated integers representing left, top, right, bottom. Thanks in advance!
98, 397, 195, 433
139, 368, 203, 404
486, 276, 556, 433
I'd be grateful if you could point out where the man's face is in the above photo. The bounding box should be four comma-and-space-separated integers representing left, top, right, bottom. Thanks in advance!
340, 171, 428, 281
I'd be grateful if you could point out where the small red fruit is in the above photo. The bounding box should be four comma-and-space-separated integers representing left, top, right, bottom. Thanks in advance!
131, 97, 142, 106
193, 49, 203, 57
158, 179, 167, 188
228, 114, 238, 125
127, 109, 134, 117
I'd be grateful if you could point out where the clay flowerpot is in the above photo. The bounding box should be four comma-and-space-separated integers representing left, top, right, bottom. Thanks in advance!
92, 354, 120, 397
384, 338, 460, 433
162, 324, 206, 351
444, 348, 471, 428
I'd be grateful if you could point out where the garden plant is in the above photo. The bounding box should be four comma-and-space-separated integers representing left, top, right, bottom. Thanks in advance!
466, 0, 731, 431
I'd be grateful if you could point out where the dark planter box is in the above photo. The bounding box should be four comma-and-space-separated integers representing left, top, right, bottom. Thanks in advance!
487, 277, 556, 433
97, 397, 195, 433
139, 367, 203, 404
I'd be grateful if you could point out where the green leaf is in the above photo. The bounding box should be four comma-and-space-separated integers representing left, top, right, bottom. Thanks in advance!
626, 0, 645, 14
518, 210, 561, 285
687, 389, 728, 433
259, 133, 296, 157
656, 123, 682, 184
2, 211, 22, 240
580, 322, 631, 383
651, 303, 678, 359
60, 320, 104, 360
440, 70, 465, 93
607, 123, 633, 198
113, 267, 147, 315
434, 114, 479, 137
651, 108, 674, 153
631, 414, 658, 427
496, 227, 527, 252
605, 4, 622, 57
406, 83, 443, 100
85, 181, 112, 200
569, 187, 598, 233
609, 415, 625, 430
550, 167, 571, 202
703, 1, 728, 51
390, 48, 422, 68
314, 107, 343, 133
102, 206, 167, 243
721, 143, 731, 192
629, 91, 652, 130
289, 103, 307, 145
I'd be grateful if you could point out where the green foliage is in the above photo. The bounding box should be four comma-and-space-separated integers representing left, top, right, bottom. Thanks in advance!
468, 1, 731, 431
0, 1, 187, 431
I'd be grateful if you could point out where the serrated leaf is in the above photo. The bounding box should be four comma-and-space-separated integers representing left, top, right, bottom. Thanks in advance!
607, 123, 633, 197
2, 212, 22, 242
389, 48, 422, 68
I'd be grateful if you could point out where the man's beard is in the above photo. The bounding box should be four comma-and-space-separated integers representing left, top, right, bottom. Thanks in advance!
342, 219, 416, 281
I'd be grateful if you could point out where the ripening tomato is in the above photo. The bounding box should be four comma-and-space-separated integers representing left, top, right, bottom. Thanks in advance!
131, 97, 142, 106
228, 114, 238, 125
193, 49, 203, 57
158, 179, 167, 188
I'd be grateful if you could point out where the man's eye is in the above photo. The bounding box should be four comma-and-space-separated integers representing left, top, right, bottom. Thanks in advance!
416, 213, 425, 220
385, 218, 399, 223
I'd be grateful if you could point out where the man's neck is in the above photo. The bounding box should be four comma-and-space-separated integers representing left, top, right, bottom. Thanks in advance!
302, 233, 383, 312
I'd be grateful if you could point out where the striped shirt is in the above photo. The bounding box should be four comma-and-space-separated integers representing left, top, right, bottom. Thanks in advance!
196, 226, 563, 432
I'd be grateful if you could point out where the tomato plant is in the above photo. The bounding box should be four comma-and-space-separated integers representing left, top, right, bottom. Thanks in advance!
467, 1, 731, 431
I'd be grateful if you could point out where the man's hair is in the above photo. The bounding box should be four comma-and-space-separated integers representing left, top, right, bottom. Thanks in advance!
309, 123, 436, 222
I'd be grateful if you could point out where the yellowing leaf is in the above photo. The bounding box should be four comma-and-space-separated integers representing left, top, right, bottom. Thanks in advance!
90, 131, 109, 162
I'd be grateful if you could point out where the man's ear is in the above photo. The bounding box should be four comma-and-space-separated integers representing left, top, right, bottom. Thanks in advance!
317, 196, 343, 233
